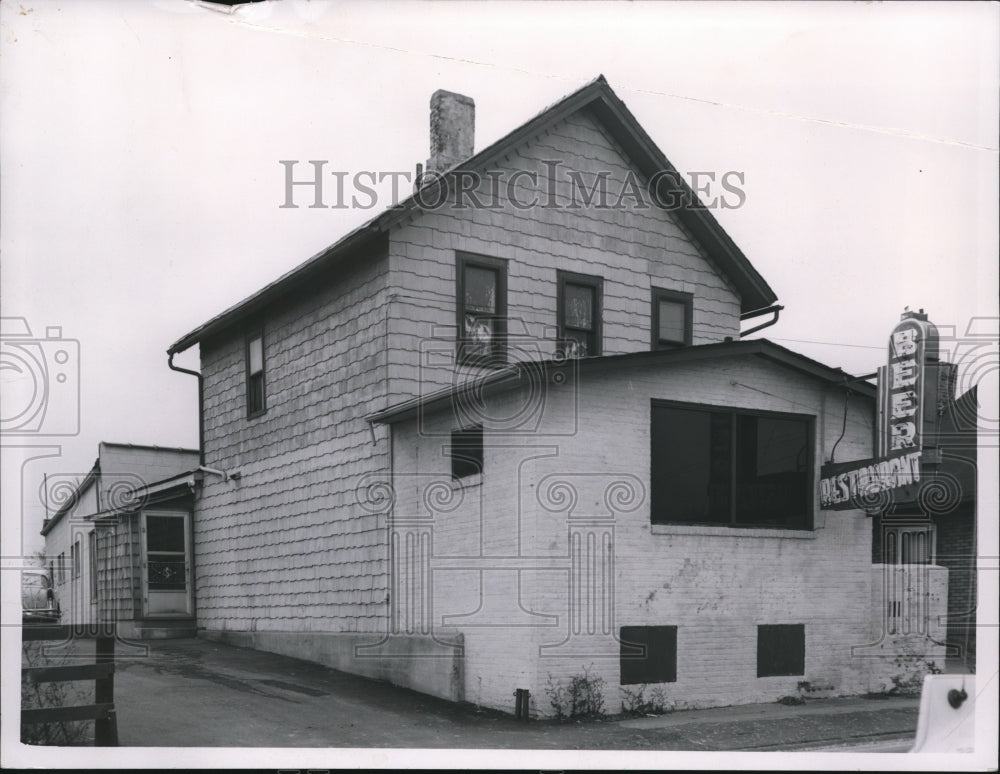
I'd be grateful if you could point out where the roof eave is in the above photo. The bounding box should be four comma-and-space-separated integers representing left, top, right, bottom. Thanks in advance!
370, 340, 874, 426
40, 464, 99, 537
168, 223, 386, 355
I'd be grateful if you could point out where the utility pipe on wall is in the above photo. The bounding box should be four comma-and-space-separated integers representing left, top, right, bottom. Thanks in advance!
167, 352, 204, 466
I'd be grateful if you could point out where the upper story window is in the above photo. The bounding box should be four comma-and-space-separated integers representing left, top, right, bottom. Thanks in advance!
450, 425, 483, 480
246, 331, 266, 418
456, 253, 507, 366
652, 288, 692, 349
71, 539, 81, 579
557, 271, 602, 357
651, 401, 813, 530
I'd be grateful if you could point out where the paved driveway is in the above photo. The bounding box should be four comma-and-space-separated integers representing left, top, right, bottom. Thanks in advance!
108, 636, 918, 751
113, 637, 653, 749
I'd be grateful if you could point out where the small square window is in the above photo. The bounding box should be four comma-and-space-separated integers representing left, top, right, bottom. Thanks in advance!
757, 624, 805, 677
246, 331, 266, 417
558, 271, 603, 357
652, 288, 692, 349
620, 625, 677, 685
450, 426, 483, 480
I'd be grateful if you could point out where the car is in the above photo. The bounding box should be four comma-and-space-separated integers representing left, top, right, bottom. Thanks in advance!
21, 568, 61, 625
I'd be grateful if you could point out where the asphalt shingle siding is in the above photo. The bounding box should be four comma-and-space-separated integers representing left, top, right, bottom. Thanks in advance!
196, 251, 391, 633
387, 110, 741, 402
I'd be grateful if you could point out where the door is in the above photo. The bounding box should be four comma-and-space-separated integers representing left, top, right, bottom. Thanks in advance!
883, 521, 936, 635
141, 511, 192, 617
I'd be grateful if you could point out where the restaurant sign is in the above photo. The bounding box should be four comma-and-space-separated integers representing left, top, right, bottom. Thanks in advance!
819, 451, 921, 512
820, 310, 942, 512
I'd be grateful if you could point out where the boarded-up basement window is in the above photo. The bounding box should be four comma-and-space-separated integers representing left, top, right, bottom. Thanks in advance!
757, 624, 805, 677
620, 625, 677, 685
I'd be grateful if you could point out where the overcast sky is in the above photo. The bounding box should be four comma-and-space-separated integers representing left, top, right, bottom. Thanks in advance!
2, 0, 997, 554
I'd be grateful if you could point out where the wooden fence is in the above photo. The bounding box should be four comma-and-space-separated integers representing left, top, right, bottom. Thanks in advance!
21, 624, 118, 746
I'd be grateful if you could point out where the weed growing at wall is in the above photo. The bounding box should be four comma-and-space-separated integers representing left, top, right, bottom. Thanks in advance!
620, 683, 672, 716
545, 665, 606, 719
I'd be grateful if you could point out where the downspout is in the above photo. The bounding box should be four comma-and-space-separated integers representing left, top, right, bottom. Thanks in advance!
168, 351, 204, 466
739, 304, 784, 338
167, 350, 203, 628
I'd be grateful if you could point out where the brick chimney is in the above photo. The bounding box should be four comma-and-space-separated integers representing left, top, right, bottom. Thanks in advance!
426, 89, 475, 173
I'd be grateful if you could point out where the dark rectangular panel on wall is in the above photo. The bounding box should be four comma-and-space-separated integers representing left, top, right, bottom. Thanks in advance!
757, 624, 805, 677
620, 625, 677, 685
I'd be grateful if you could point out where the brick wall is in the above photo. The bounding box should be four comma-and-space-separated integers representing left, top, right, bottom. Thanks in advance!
389, 353, 896, 714
934, 504, 977, 665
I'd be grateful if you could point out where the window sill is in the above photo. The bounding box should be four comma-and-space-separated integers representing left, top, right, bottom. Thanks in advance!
650, 523, 816, 539
450, 473, 482, 491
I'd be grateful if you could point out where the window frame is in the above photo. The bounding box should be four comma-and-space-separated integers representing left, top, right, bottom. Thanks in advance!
651, 287, 693, 349
557, 270, 603, 357
245, 329, 267, 419
650, 399, 815, 530
449, 425, 484, 480
456, 252, 508, 367
71, 539, 80, 579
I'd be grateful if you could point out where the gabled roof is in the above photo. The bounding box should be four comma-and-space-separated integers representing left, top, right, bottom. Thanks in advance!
366, 338, 876, 426
169, 75, 777, 355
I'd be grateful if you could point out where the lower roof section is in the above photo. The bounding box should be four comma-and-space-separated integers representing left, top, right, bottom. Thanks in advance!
366, 338, 876, 426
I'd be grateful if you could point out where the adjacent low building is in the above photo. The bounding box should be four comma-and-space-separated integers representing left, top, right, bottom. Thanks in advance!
41, 442, 199, 638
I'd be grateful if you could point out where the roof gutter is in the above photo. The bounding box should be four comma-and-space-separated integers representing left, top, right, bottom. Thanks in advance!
740, 304, 784, 338
168, 352, 205, 466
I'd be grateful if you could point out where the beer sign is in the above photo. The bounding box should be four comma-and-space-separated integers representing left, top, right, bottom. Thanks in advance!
821, 309, 948, 512
876, 310, 939, 459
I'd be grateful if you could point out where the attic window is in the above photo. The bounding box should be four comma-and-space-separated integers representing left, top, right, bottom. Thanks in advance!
456, 253, 507, 366
652, 288, 692, 349
246, 331, 266, 418
557, 271, 603, 357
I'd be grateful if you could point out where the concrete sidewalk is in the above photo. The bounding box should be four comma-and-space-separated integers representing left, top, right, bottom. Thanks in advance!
103, 636, 918, 751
